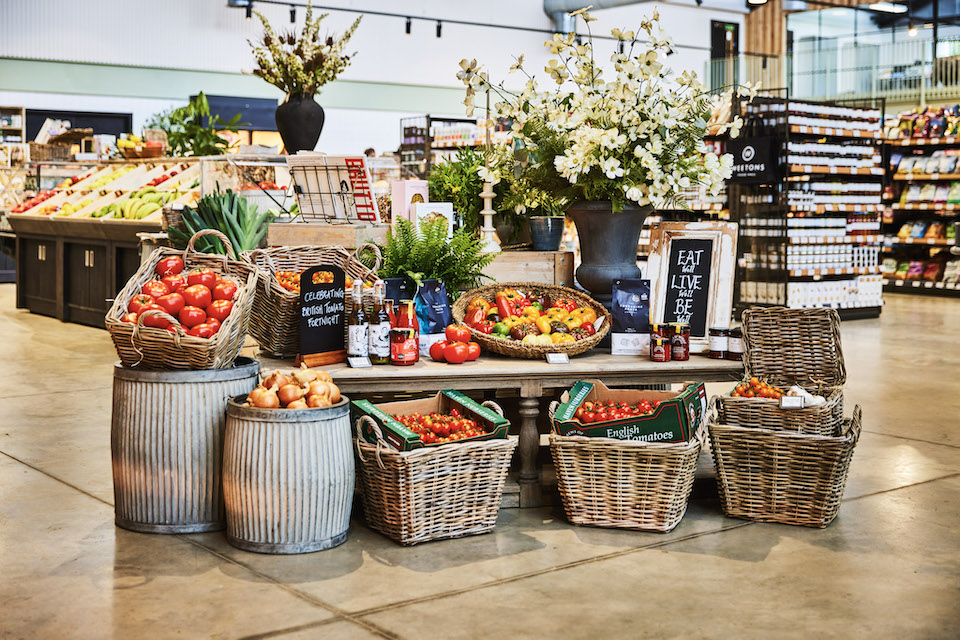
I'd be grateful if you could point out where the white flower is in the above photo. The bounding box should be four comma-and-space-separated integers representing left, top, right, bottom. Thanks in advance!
601, 157, 624, 179
509, 54, 525, 73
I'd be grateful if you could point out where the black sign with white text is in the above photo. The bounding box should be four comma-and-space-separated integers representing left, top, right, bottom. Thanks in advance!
298, 265, 346, 356
663, 238, 713, 337
727, 136, 778, 184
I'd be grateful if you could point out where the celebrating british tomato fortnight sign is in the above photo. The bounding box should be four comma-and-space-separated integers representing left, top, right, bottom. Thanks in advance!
298, 265, 346, 358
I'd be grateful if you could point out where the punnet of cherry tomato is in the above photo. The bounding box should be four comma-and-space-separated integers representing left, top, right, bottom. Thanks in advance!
572, 399, 663, 424
275, 269, 372, 295
121, 255, 239, 338
429, 324, 481, 364
392, 408, 488, 445
463, 288, 599, 345
730, 377, 786, 399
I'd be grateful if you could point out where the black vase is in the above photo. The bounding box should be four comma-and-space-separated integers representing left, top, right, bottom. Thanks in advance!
275, 94, 325, 154
566, 201, 652, 309
528, 217, 565, 251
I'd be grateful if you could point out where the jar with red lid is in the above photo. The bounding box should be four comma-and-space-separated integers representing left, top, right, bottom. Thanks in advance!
670, 323, 690, 361
708, 327, 729, 359
650, 336, 672, 362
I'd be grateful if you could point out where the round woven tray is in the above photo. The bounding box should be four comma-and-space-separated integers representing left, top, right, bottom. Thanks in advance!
451, 282, 610, 359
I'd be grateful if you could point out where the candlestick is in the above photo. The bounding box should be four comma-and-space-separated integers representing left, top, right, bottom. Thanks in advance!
480, 87, 500, 253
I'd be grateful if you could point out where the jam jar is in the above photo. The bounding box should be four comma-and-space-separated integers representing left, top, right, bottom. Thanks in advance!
708, 327, 729, 359
726, 327, 743, 361
669, 322, 690, 361
650, 336, 672, 362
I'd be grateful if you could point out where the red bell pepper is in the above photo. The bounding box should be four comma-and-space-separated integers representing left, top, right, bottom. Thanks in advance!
495, 292, 516, 319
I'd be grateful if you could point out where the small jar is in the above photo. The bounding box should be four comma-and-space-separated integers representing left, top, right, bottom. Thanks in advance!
650, 323, 670, 341
650, 336, 672, 362
726, 327, 744, 361
708, 327, 729, 359
670, 323, 690, 361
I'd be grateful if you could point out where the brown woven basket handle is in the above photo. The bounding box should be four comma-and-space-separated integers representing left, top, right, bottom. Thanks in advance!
547, 400, 559, 421
131, 309, 184, 366
245, 247, 279, 273
354, 415, 387, 469
706, 395, 720, 423
845, 404, 863, 441
184, 229, 234, 266
348, 242, 382, 274
480, 400, 505, 417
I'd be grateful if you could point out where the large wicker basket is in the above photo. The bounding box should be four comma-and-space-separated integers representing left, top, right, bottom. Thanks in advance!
105, 230, 258, 370
549, 417, 705, 532
709, 405, 861, 528
717, 307, 846, 436
354, 408, 517, 546
451, 282, 610, 359
243, 244, 381, 357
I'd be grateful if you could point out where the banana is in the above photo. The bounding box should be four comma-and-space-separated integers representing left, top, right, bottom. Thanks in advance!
137, 202, 160, 219
126, 200, 143, 220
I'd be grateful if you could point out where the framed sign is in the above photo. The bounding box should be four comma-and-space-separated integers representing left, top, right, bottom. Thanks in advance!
287, 154, 381, 223
296, 265, 347, 366
726, 136, 779, 184
648, 221, 738, 353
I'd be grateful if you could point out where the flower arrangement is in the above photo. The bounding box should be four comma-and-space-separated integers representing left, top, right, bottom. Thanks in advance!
459, 7, 757, 212
249, 2, 361, 97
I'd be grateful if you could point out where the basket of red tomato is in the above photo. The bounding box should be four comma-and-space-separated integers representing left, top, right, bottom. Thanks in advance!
105, 230, 258, 369
451, 282, 610, 359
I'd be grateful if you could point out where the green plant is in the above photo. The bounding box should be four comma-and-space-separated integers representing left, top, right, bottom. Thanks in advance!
146, 92, 245, 157
167, 190, 275, 259
249, 1, 361, 96
427, 147, 491, 231
378, 218, 496, 299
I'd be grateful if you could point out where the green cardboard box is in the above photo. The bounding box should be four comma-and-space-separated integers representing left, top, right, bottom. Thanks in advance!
552, 379, 707, 443
351, 390, 511, 451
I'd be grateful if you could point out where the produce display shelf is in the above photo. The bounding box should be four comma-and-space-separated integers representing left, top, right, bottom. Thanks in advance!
788, 266, 881, 277
789, 165, 884, 176
789, 125, 880, 139
883, 279, 960, 297
788, 234, 883, 245
884, 236, 955, 247
892, 203, 960, 211
886, 137, 960, 146
893, 173, 960, 181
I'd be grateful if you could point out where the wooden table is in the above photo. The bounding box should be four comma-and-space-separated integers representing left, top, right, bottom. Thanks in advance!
258, 351, 744, 507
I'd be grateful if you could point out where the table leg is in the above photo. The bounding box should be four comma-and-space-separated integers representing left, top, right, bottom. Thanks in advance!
518, 396, 542, 508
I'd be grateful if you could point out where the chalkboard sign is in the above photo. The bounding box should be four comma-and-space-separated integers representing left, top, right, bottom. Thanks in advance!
298, 265, 346, 363
662, 238, 713, 336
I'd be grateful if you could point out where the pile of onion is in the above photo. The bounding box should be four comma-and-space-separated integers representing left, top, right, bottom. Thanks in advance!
243, 364, 340, 409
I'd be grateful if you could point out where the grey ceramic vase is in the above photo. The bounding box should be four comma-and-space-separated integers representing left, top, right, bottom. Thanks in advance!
566, 201, 653, 308
275, 94, 325, 154
528, 217, 565, 251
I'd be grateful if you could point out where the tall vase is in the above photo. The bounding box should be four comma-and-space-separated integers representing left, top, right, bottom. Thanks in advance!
275, 94, 325, 154
566, 201, 653, 309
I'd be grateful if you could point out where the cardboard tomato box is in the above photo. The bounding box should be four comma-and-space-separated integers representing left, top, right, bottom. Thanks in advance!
351, 390, 511, 451
552, 380, 707, 443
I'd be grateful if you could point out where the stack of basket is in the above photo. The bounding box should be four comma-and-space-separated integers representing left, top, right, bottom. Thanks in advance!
709, 307, 861, 528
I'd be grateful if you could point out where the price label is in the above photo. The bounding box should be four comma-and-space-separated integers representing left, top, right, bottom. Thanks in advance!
780, 395, 805, 409
546, 353, 570, 365
347, 356, 372, 368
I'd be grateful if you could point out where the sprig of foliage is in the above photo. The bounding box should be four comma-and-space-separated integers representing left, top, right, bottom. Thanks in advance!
249, 1, 361, 96
378, 218, 496, 299
428, 147, 495, 231
146, 93, 244, 157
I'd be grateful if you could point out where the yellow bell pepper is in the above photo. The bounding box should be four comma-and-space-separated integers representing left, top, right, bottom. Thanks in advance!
569, 307, 597, 324
545, 308, 569, 322
535, 316, 552, 335
551, 332, 575, 344
521, 334, 539, 345
535, 334, 553, 345
502, 315, 522, 329
521, 306, 542, 321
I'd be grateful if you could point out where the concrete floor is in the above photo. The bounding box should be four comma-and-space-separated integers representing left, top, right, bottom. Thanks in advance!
1, 284, 958, 640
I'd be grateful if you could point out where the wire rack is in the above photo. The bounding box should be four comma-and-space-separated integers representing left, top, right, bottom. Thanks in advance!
286, 155, 380, 223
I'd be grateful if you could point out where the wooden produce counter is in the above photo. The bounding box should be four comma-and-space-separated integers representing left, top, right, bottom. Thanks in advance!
258, 351, 743, 507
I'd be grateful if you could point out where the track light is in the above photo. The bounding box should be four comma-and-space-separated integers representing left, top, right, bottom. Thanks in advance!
747, 0, 768, 5
908, 22, 918, 36
290, 5, 295, 23
618, 40, 624, 54
436, 20, 442, 38
245, 3, 252, 19
405, 17, 411, 34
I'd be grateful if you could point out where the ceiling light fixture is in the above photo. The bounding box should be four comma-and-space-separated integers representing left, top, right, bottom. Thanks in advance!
867, 2, 907, 13
290, 5, 295, 22
405, 17, 411, 34
908, 23, 918, 36
436, 20, 442, 38
245, 3, 252, 19
747, 0, 769, 6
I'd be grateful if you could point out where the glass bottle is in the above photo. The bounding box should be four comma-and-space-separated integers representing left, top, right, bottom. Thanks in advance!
368, 280, 391, 364
346, 280, 368, 357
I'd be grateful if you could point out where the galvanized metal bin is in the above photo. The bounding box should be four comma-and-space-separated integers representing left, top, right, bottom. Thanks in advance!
223, 396, 354, 554
111, 357, 260, 534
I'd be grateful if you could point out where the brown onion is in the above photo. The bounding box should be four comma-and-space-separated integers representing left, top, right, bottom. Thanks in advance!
277, 383, 306, 407
285, 398, 308, 410
246, 385, 268, 405
305, 393, 331, 408
263, 369, 292, 390
292, 363, 319, 386
314, 369, 333, 382
327, 382, 340, 404
250, 384, 280, 409
307, 380, 331, 398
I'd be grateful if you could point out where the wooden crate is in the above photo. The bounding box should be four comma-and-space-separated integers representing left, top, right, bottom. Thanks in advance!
485, 250, 575, 287
266, 222, 390, 249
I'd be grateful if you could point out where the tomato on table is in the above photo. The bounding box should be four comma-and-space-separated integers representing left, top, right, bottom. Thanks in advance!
465, 342, 481, 361
445, 324, 471, 344
429, 340, 448, 362
443, 342, 469, 364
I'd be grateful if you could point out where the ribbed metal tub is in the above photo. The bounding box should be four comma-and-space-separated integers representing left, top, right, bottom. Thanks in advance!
223, 396, 354, 554
111, 357, 260, 534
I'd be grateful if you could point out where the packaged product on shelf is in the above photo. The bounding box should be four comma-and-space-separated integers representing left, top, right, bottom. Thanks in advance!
414, 279, 453, 356
390, 180, 428, 225
610, 278, 651, 355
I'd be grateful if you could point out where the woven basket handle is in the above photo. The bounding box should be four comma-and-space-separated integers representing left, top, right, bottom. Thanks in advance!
348, 242, 382, 274
185, 229, 234, 266
480, 400, 504, 417
707, 395, 720, 424
354, 415, 388, 469
131, 309, 184, 366
845, 404, 863, 442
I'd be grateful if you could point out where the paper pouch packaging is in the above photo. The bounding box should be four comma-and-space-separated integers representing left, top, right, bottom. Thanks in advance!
611, 278, 651, 355
414, 279, 453, 355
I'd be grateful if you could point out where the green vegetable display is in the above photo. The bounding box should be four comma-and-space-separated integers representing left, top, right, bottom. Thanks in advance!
168, 190, 274, 259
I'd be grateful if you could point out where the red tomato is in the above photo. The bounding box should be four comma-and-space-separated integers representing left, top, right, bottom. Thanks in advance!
161, 273, 187, 294
465, 341, 481, 361
187, 323, 216, 338
182, 284, 212, 309
178, 305, 207, 329
155, 256, 184, 277
138, 304, 171, 329
582, 412, 596, 423
574, 407, 584, 418
445, 324, 471, 344
206, 299, 233, 322
186, 268, 217, 290
121, 312, 138, 324
205, 317, 221, 331
443, 342, 469, 364
596, 411, 609, 422
213, 279, 238, 301
429, 340, 448, 362
141, 280, 170, 299
128, 294, 154, 314
156, 292, 185, 317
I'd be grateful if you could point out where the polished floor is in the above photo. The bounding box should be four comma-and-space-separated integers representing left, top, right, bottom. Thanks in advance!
1, 285, 958, 640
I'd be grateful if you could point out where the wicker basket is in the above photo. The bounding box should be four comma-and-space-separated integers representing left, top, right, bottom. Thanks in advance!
354, 406, 517, 546
451, 282, 610, 358
716, 307, 846, 436
709, 405, 861, 528
105, 230, 258, 370
549, 411, 706, 532
29, 142, 72, 162
243, 244, 381, 357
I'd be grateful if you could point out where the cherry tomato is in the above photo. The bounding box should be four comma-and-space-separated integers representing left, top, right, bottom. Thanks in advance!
596, 411, 609, 422
155, 256, 184, 277
187, 323, 216, 338
187, 268, 217, 290
465, 341, 481, 361
582, 411, 596, 423
445, 324, 471, 344
178, 305, 207, 329
161, 273, 187, 294
182, 284, 212, 309
141, 280, 170, 299
128, 294, 154, 314
156, 292, 185, 317
443, 342, 469, 365
206, 299, 234, 323
213, 280, 238, 301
